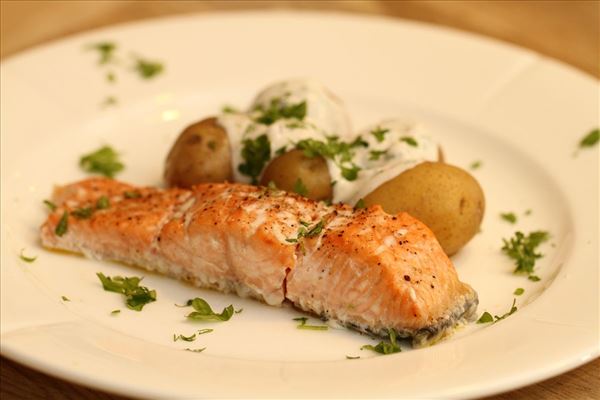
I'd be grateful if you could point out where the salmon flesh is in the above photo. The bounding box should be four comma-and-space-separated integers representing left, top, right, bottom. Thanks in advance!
41, 178, 478, 345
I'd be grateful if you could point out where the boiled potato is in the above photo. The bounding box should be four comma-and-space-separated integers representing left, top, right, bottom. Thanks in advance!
260, 149, 332, 201
364, 162, 484, 256
164, 117, 233, 188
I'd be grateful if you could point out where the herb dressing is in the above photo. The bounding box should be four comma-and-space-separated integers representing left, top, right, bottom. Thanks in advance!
217, 79, 439, 204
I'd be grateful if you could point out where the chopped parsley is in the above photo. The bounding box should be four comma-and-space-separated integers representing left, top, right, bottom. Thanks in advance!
286, 219, 325, 243
400, 136, 418, 147
295, 136, 365, 182
106, 71, 116, 83
501, 231, 550, 276
524, 209, 532, 216
361, 329, 401, 355
346, 355, 360, 360
370, 127, 389, 142
184, 347, 206, 353
514, 288, 525, 296
477, 299, 518, 324
579, 128, 599, 148
111, 309, 121, 315
124, 191, 141, 199
254, 99, 306, 125
101, 96, 118, 108
43, 200, 57, 211
96, 196, 110, 210
134, 57, 164, 79
19, 249, 37, 263
61, 296, 70, 302
369, 149, 387, 161
293, 317, 328, 330
71, 207, 93, 219
500, 212, 517, 224
55, 211, 69, 237
238, 134, 271, 184
173, 333, 197, 342
87, 41, 117, 64
528, 275, 541, 282
275, 146, 287, 156
96, 272, 157, 311
79, 146, 124, 178
354, 198, 366, 209
186, 297, 237, 322
293, 178, 308, 197
469, 160, 482, 170
221, 105, 238, 114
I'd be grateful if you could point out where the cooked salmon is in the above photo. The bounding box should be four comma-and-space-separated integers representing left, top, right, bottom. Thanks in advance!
41, 178, 477, 345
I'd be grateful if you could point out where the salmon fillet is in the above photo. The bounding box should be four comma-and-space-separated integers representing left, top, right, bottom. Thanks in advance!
41, 178, 477, 345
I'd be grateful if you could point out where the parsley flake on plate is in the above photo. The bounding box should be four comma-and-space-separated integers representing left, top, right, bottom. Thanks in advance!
469, 160, 482, 170
477, 299, 518, 324
370, 127, 389, 142
87, 41, 117, 64
361, 329, 401, 355
96, 272, 157, 311
111, 309, 121, 315
513, 288, 525, 296
79, 146, 124, 178
61, 296, 70, 302
19, 249, 37, 263
579, 128, 599, 149
134, 57, 164, 79
500, 212, 517, 224
501, 231, 550, 277
186, 297, 237, 322
400, 136, 418, 147
184, 348, 206, 353
293, 317, 329, 331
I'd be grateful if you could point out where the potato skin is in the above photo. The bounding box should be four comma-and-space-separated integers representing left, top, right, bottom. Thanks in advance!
164, 117, 233, 188
260, 149, 332, 201
364, 162, 484, 256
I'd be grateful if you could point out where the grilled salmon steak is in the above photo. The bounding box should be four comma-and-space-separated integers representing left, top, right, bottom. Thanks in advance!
41, 178, 477, 345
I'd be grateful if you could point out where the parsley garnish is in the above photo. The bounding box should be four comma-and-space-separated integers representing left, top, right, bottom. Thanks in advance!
524, 209, 532, 216
346, 355, 360, 359
528, 275, 541, 282
96, 272, 157, 311
500, 212, 517, 224
79, 146, 124, 178
111, 309, 121, 315
186, 297, 236, 322
184, 348, 206, 353
254, 99, 307, 125
221, 105, 238, 114
275, 146, 287, 156
293, 178, 308, 196
55, 211, 69, 237
470, 160, 482, 170
124, 191, 141, 199
285, 219, 325, 253
369, 150, 387, 161
96, 196, 110, 210
361, 329, 401, 355
354, 199, 366, 209
514, 288, 524, 296
71, 207, 93, 219
370, 127, 389, 143
238, 134, 271, 184
101, 96, 118, 108
134, 57, 164, 79
88, 41, 117, 64
501, 231, 550, 276
43, 200, 57, 212
173, 333, 197, 342
19, 249, 37, 263
477, 299, 518, 324
106, 71, 116, 83
61, 296, 70, 302
293, 317, 328, 330
340, 164, 361, 181
400, 136, 418, 147
579, 128, 599, 148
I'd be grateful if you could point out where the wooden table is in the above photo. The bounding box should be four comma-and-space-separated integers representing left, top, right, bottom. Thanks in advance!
1, 1, 598, 399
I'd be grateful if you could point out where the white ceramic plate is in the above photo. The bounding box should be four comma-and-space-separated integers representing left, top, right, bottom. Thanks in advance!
1, 11, 598, 399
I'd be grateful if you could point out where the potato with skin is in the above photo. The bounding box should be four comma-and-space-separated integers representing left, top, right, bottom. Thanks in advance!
364, 162, 484, 256
260, 149, 332, 201
164, 117, 233, 188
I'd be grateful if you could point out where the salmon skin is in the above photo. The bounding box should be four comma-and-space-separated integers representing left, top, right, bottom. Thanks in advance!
41, 178, 478, 346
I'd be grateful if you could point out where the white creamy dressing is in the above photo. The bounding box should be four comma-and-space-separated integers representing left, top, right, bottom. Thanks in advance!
217, 79, 438, 204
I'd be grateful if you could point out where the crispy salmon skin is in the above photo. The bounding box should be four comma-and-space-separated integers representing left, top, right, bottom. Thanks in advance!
41, 178, 477, 345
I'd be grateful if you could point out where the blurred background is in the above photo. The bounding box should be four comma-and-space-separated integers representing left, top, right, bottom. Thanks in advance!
1, 1, 598, 400
1, 0, 599, 77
